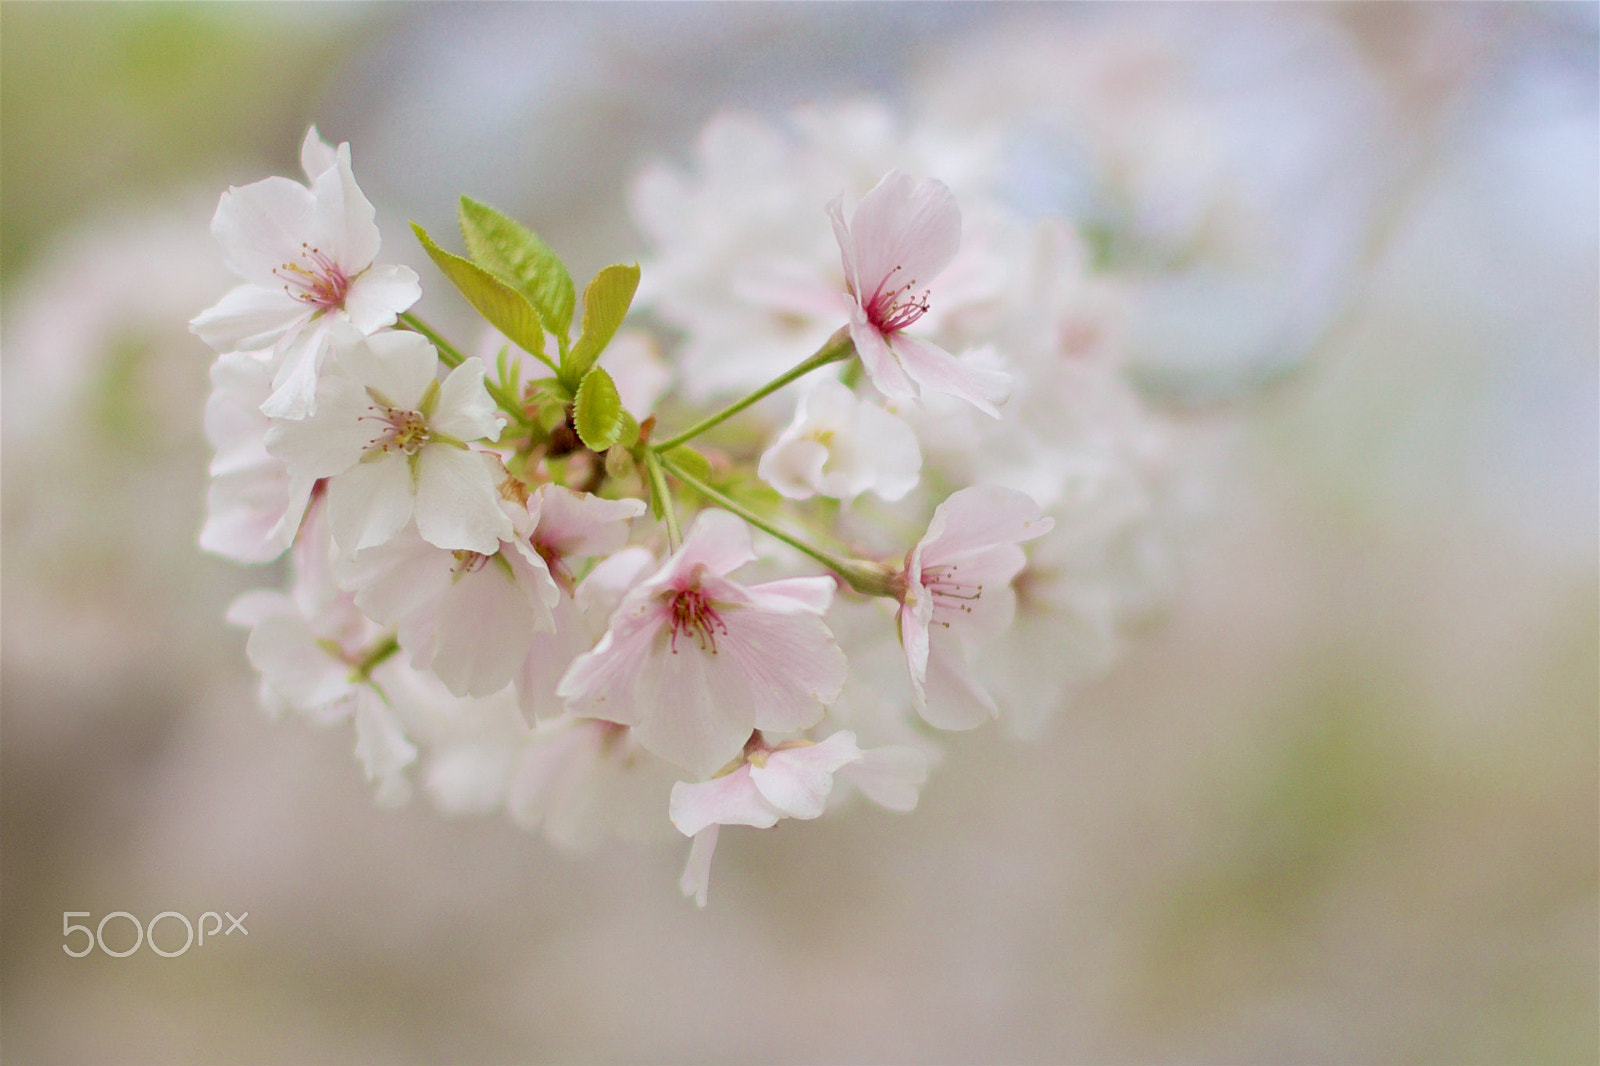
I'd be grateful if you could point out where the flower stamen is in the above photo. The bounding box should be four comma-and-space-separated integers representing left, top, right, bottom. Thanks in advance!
275, 242, 351, 309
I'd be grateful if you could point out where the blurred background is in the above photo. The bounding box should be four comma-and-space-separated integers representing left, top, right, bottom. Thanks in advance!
2, 4, 1594, 1062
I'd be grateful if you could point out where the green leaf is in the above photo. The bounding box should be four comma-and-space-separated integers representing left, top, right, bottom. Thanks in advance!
412, 222, 546, 359
573, 366, 624, 452
614, 408, 640, 451
661, 445, 712, 486
561, 263, 640, 388
458, 197, 575, 342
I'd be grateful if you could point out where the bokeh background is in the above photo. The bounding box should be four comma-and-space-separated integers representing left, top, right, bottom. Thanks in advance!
2, 4, 1595, 1063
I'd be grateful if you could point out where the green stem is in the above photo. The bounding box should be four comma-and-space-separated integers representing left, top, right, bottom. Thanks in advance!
642, 447, 681, 550
650, 328, 854, 454
659, 455, 899, 597
399, 312, 534, 428
353, 633, 400, 681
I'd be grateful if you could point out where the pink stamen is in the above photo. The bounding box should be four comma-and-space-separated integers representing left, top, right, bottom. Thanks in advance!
921, 563, 982, 627
361, 406, 429, 455
668, 587, 728, 654
866, 265, 931, 334
275, 242, 351, 310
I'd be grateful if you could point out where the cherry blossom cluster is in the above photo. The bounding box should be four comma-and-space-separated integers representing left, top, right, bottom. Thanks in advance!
196, 115, 1179, 905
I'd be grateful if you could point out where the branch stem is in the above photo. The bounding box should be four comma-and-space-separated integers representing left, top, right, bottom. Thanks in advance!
650, 328, 854, 454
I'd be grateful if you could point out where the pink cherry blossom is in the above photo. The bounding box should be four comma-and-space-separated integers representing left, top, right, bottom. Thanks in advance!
555, 510, 848, 778
828, 170, 1010, 417
670, 730, 930, 906
897, 484, 1052, 730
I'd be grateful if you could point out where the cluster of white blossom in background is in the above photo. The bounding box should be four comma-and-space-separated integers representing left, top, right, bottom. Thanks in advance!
195, 107, 1181, 905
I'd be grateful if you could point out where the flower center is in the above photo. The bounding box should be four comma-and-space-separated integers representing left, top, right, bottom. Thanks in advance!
866, 265, 931, 334
363, 405, 431, 455
275, 242, 351, 310
921, 563, 982, 626
667, 587, 728, 654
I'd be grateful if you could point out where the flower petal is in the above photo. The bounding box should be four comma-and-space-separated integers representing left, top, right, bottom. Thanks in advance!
190, 283, 307, 354
917, 624, 997, 731
848, 171, 961, 306
840, 744, 929, 812
211, 175, 317, 285
679, 824, 720, 908
430, 357, 504, 442
748, 731, 862, 820
670, 767, 779, 836
413, 447, 514, 554
342, 263, 421, 335
890, 333, 1008, 417
328, 453, 415, 554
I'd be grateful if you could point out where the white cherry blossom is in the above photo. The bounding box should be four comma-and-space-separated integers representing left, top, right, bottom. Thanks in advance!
191, 127, 421, 419
758, 377, 921, 502
265, 328, 512, 557
200, 351, 313, 563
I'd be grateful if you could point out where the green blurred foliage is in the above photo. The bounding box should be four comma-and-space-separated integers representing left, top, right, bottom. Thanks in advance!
0, 2, 379, 281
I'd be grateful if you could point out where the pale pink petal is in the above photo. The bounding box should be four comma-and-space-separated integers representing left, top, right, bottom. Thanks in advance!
260, 317, 337, 421
204, 352, 275, 476
430, 358, 504, 442
211, 175, 317, 285
758, 436, 828, 499
200, 467, 310, 564
840, 745, 928, 812
327, 453, 414, 553
854, 399, 922, 501
555, 600, 665, 725
748, 731, 862, 820
264, 370, 374, 478
409, 550, 552, 697
670, 767, 779, 836
299, 126, 338, 180
346, 329, 438, 409
898, 593, 934, 705
190, 283, 307, 354
919, 484, 1052, 566
918, 625, 997, 731
342, 263, 421, 334
573, 546, 657, 623
351, 689, 417, 785
848, 311, 917, 403
722, 609, 845, 734
309, 144, 381, 274
743, 575, 837, 616
632, 635, 758, 777
889, 333, 1008, 418
245, 612, 352, 712
413, 447, 513, 554
532, 485, 645, 560
680, 825, 720, 908
825, 193, 860, 298
338, 528, 451, 625
847, 171, 961, 304
517, 595, 595, 721
671, 508, 757, 579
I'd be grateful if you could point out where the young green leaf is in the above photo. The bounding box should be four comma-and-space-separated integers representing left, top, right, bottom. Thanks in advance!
573, 365, 625, 452
660, 444, 712, 486
561, 263, 640, 387
458, 197, 576, 342
412, 222, 548, 360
